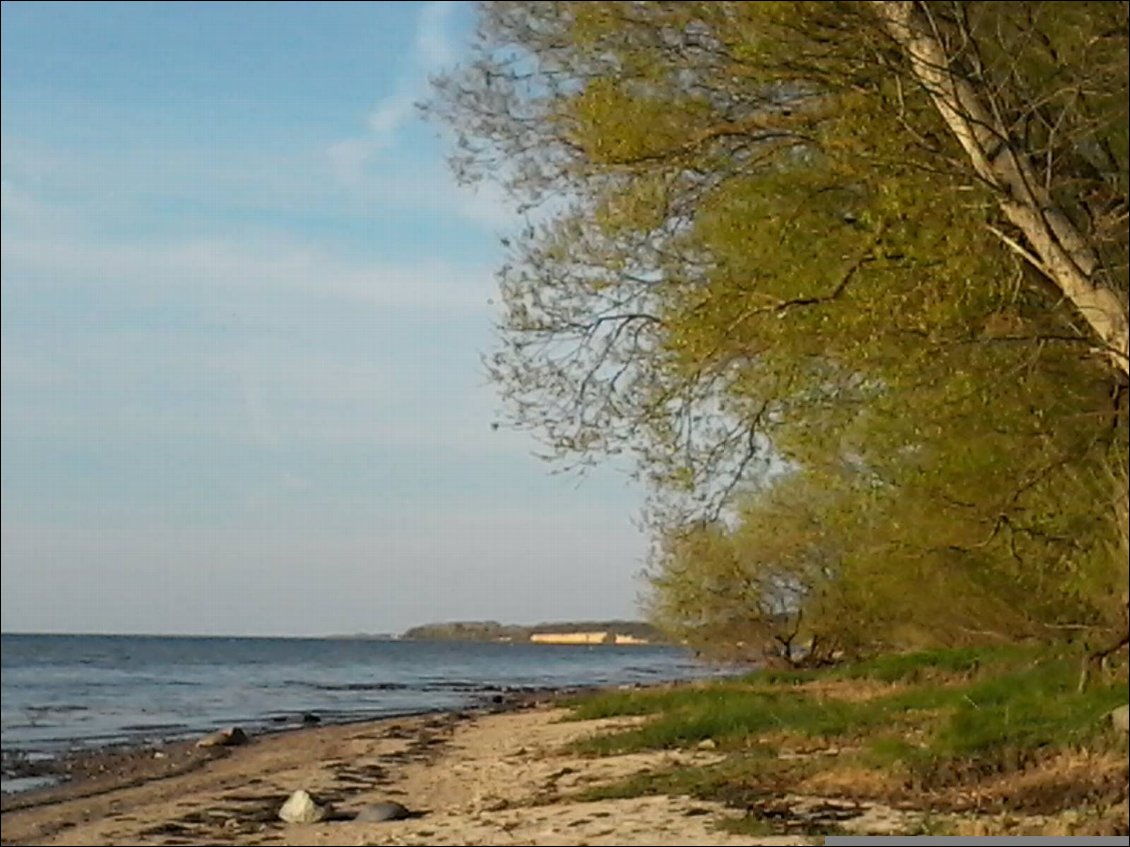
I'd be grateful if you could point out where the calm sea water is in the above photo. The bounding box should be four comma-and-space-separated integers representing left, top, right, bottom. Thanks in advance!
1, 633, 715, 779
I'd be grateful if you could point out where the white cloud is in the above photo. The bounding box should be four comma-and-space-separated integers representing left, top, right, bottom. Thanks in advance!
1, 219, 508, 453
366, 91, 418, 137
1, 233, 493, 312
327, 0, 479, 199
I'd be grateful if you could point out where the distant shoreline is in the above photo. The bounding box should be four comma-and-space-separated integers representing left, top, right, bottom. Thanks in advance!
398, 619, 665, 645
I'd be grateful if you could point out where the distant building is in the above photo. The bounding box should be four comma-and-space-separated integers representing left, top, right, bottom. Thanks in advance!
528, 631, 650, 645
529, 631, 610, 645
613, 634, 649, 645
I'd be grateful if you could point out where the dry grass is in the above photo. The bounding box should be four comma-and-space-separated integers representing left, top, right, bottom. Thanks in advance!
792, 678, 905, 703
796, 763, 908, 799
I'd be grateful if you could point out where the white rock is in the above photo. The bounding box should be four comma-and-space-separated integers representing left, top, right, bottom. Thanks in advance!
278, 789, 329, 824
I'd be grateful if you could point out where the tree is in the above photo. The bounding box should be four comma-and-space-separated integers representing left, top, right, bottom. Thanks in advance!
431, 2, 1128, 653
872, 1, 1128, 376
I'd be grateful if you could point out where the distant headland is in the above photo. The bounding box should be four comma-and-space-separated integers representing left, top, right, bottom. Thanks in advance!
399, 620, 663, 645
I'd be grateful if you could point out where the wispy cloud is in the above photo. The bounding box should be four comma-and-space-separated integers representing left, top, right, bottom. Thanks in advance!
1, 233, 493, 312
1, 211, 504, 453
328, 1, 460, 186
321, 0, 522, 238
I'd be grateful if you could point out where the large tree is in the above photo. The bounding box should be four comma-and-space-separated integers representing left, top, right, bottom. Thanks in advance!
431, 1, 1128, 653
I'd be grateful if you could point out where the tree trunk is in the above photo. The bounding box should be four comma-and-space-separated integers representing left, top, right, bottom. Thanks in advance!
872, 1, 1129, 378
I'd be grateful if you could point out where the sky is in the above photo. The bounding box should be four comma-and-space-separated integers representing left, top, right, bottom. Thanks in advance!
0, 1, 649, 637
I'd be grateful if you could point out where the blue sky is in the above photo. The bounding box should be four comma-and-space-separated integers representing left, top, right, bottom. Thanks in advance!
1, 1, 647, 636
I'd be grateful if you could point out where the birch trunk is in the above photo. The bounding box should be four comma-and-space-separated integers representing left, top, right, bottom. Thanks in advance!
872, 0, 1129, 378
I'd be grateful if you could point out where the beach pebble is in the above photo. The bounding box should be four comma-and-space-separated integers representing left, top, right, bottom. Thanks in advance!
278, 789, 330, 824
354, 800, 412, 822
302, 712, 322, 725
195, 726, 248, 748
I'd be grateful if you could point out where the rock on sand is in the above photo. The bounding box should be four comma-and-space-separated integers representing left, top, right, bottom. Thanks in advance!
195, 727, 249, 748
278, 789, 330, 824
354, 800, 413, 822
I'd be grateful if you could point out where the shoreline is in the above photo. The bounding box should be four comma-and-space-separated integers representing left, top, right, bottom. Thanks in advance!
0, 684, 787, 847
1, 634, 723, 799
3, 665, 1123, 844
0, 684, 573, 808
2, 667, 727, 802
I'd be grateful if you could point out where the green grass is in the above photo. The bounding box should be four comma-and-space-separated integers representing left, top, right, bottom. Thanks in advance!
715, 814, 785, 837
568, 644, 1128, 765
573, 686, 896, 754
576, 757, 746, 802
557, 645, 1127, 833
936, 656, 1127, 756
566, 684, 727, 721
758, 643, 1039, 686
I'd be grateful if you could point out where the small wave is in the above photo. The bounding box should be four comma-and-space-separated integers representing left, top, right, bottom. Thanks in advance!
417, 680, 507, 692
2, 775, 61, 795
38, 704, 91, 713
307, 682, 411, 692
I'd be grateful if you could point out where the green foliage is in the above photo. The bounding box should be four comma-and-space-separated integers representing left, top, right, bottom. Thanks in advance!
432, 2, 1129, 657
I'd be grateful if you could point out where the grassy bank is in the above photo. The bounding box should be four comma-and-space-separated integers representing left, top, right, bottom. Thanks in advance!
562, 644, 1128, 837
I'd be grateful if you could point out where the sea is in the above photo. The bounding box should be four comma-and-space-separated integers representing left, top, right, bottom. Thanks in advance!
0, 633, 721, 794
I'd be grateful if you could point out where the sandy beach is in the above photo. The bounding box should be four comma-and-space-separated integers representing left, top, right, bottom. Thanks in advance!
1, 702, 812, 847
4, 675, 1127, 845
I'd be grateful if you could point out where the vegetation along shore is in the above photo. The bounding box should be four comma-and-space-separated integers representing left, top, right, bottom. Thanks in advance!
1, 644, 1126, 844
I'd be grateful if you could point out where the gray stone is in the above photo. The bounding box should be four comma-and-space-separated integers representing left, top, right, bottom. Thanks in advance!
696, 738, 717, 750
195, 726, 248, 748
1110, 704, 1130, 734
354, 801, 413, 822
278, 789, 329, 824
